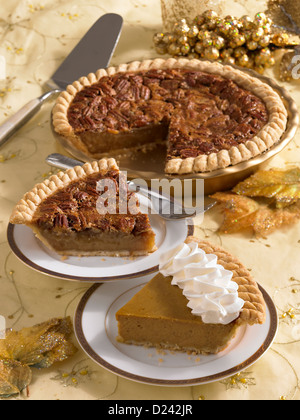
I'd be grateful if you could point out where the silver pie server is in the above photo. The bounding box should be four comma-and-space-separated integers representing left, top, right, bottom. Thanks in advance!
45, 153, 216, 220
0, 13, 123, 148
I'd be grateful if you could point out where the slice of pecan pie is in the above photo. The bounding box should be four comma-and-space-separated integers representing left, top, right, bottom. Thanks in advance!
9, 159, 156, 256
52, 58, 287, 174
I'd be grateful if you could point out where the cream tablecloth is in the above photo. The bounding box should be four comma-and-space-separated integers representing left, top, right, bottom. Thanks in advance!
0, 0, 300, 400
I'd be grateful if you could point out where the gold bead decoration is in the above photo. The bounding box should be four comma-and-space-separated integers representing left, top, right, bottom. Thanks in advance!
224, 15, 235, 22
262, 23, 272, 35
228, 27, 240, 38
174, 19, 190, 36
152, 9, 299, 77
207, 20, 218, 31
188, 36, 197, 47
213, 35, 226, 50
202, 37, 213, 48
163, 33, 177, 44
188, 52, 200, 59
220, 48, 234, 59
203, 10, 218, 21
218, 20, 232, 36
198, 30, 211, 42
155, 44, 168, 55
254, 64, 265, 74
195, 42, 204, 54
259, 35, 270, 48
234, 47, 247, 58
153, 33, 165, 44
236, 53, 250, 67
272, 33, 290, 47
177, 35, 189, 45
243, 30, 252, 42
254, 48, 271, 65
265, 55, 275, 68
181, 43, 191, 55
194, 15, 205, 27
188, 25, 199, 38
167, 43, 181, 56
223, 56, 236, 66
229, 39, 238, 49
203, 46, 220, 60
247, 40, 258, 51
254, 12, 268, 27
240, 15, 253, 31
252, 27, 265, 42
233, 34, 246, 47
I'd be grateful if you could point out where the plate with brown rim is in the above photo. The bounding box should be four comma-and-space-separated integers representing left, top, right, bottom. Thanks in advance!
74, 274, 278, 386
7, 199, 194, 282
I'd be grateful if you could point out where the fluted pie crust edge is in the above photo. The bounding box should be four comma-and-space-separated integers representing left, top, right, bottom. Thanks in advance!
9, 158, 157, 257
9, 158, 119, 225
52, 58, 288, 174
185, 236, 266, 326
115, 236, 266, 355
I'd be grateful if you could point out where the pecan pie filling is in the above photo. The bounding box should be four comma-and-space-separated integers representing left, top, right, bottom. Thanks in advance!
67, 68, 269, 162
30, 170, 155, 256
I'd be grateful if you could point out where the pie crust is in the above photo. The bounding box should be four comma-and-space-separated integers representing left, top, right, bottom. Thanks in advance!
9, 158, 156, 256
115, 236, 266, 354
52, 58, 287, 174
185, 236, 266, 325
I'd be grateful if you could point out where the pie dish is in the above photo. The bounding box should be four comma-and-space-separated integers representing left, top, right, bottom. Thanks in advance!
115, 236, 266, 355
9, 158, 156, 257
52, 57, 287, 175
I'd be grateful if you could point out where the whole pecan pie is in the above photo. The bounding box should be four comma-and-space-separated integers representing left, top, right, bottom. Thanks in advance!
9, 159, 156, 256
53, 58, 287, 174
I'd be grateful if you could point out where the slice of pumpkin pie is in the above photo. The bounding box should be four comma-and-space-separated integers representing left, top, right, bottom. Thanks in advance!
116, 236, 266, 354
9, 158, 156, 257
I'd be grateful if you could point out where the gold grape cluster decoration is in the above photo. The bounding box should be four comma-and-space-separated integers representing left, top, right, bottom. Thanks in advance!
153, 10, 293, 74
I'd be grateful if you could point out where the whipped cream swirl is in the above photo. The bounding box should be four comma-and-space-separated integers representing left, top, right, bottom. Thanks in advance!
159, 242, 244, 325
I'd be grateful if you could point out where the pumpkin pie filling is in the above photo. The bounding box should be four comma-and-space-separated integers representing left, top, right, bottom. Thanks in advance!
116, 237, 266, 354
116, 272, 241, 354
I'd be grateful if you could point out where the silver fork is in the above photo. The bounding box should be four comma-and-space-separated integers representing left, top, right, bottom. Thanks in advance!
45, 153, 216, 220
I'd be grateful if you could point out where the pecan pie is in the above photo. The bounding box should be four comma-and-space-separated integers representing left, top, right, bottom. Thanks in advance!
9, 159, 156, 256
116, 237, 266, 355
53, 58, 287, 174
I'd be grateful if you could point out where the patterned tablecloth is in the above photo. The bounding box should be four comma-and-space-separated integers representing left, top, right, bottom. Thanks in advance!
0, 0, 300, 400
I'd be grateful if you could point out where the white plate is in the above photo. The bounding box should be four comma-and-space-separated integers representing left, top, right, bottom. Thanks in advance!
74, 275, 278, 386
7, 210, 193, 282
